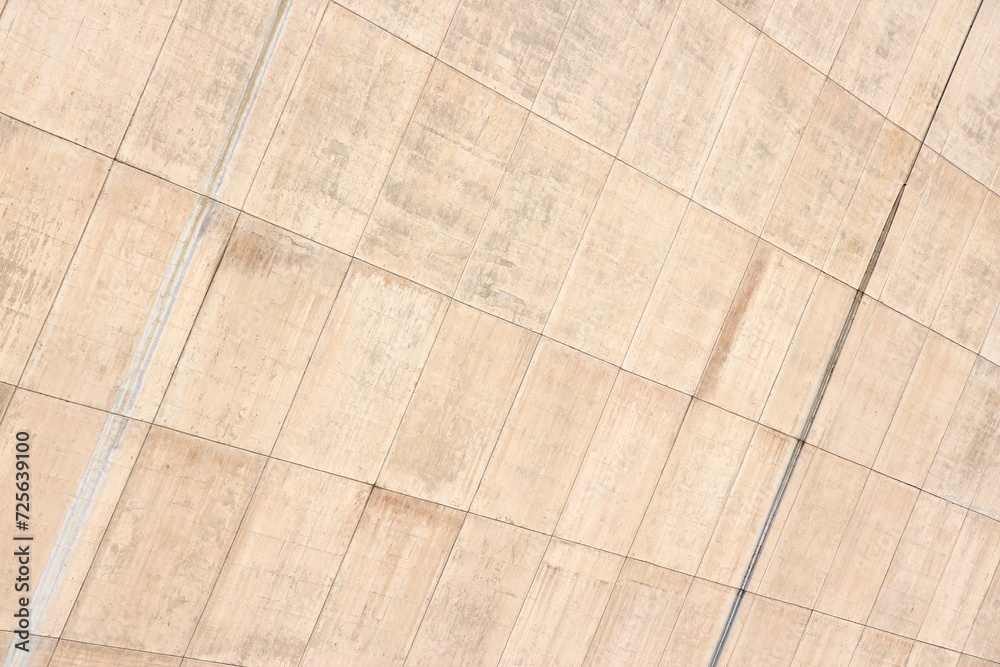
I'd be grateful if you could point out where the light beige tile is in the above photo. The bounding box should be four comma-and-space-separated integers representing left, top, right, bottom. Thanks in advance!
763, 0, 859, 72
966, 551, 1000, 661
48, 641, 180, 666
811, 303, 926, 467
556, 372, 689, 554
629, 400, 757, 574
0, 116, 110, 384
156, 216, 349, 454
471, 339, 617, 533
438, 0, 575, 106
187, 461, 369, 667
0, 384, 13, 418
698, 242, 819, 421
957, 656, 1000, 667
0, 391, 148, 637
339, 0, 461, 54
500, 539, 622, 667
244, 6, 432, 254
874, 332, 975, 487
905, 643, 961, 667
533, 0, 679, 152
6, 633, 56, 665
757, 449, 868, 607
583, 560, 690, 667
657, 578, 743, 667
455, 115, 611, 331
356, 63, 525, 295
405, 514, 548, 667
984, 307, 1000, 366
763, 81, 882, 269
868, 493, 966, 638
63, 427, 263, 655
849, 628, 913, 667
717, 0, 773, 27
545, 161, 687, 365
21, 163, 237, 421
694, 36, 825, 235
378, 302, 536, 509
117, 0, 324, 206
619, 0, 758, 198
624, 204, 757, 393
273, 262, 448, 482
0, 0, 178, 154
721, 595, 810, 667
790, 613, 863, 667
815, 473, 917, 622
300, 489, 463, 667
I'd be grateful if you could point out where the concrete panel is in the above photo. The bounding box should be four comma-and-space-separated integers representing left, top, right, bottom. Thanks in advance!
849, 628, 913, 667
874, 332, 975, 487
545, 161, 687, 365
48, 642, 180, 666
966, 552, 1000, 661
619, 0, 757, 198
630, 400, 757, 574
720, 595, 810, 667
984, 309, 1000, 367
624, 204, 757, 394
187, 461, 369, 667
694, 36, 824, 235
0, 384, 12, 419
764, 0, 859, 72
379, 302, 536, 509
300, 489, 463, 667
906, 643, 961, 667
339, 0, 461, 54
357, 63, 526, 295
500, 540, 622, 667
583, 560, 690, 667
63, 428, 263, 655
717, 0, 773, 28
244, 6, 432, 254
0, 116, 110, 384
556, 372, 689, 555
790, 613, 863, 667
156, 216, 350, 454
656, 578, 743, 667
532, 0, 679, 152
405, 514, 548, 667
273, 262, 448, 482
698, 242, 819, 421
117, 0, 324, 206
455, 115, 611, 331
438, 0, 575, 107
471, 339, 617, 533
958, 656, 1000, 667
0, 0, 178, 154
0, 391, 148, 636
21, 163, 237, 421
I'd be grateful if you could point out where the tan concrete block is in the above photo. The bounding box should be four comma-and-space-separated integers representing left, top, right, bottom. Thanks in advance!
811, 303, 926, 467
619, 0, 757, 197
868, 493, 966, 638
763, 81, 882, 269
500, 540, 622, 667
849, 628, 913, 667
356, 63, 526, 295
966, 549, 1000, 661
583, 559, 690, 667
698, 242, 819, 421
985, 309, 1000, 367
378, 302, 536, 509
630, 400, 757, 574
156, 216, 349, 454
471, 339, 617, 533
698, 426, 796, 587
545, 161, 687, 365
406, 514, 548, 667
760, 273, 854, 437
720, 595, 810, 667
244, 6, 432, 254
455, 115, 611, 331
0, 391, 148, 636
63, 428, 263, 655
0, 384, 12, 418
0, 0, 177, 154
656, 578, 743, 667
274, 262, 448, 482
918, 512, 1000, 650
925, 357, 1000, 509
339, 0, 461, 54
0, 116, 110, 384
905, 643, 961, 667
438, 0, 575, 107
815, 473, 917, 622
187, 461, 369, 667
694, 36, 825, 235
874, 332, 975, 487
300, 489, 463, 667
764, 0, 859, 72
957, 656, 1000, 667
20, 164, 237, 420
624, 204, 756, 393
533, 0, 678, 152
556, 372, 689, 554
790, 613, 864, 667
757, 450, 868, 607
49, 642, 180, 666
13, 636, 57, 666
